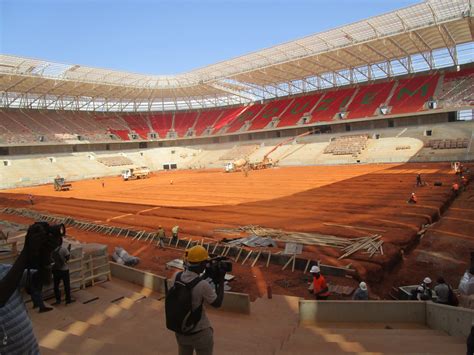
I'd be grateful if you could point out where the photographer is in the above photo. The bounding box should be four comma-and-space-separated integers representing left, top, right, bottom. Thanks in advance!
166, 245, 226, 355
0, 222, 62, 354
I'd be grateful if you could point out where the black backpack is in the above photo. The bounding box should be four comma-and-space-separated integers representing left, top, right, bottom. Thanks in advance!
165, 272, 203, 334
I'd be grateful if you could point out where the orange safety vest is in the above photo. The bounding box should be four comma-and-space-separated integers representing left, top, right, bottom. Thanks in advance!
313, 275, 330, 296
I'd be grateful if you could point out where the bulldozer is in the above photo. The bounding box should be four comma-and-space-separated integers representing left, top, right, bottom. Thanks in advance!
54, 177, 72, 191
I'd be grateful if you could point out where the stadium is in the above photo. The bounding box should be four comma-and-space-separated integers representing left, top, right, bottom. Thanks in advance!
0, 0, 474, 353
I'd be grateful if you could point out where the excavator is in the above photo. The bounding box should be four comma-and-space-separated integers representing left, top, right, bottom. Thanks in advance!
225, 130, 312, 172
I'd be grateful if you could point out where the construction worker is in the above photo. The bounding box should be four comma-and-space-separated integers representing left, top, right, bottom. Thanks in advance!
452, 182, 460, 197
418, 277, 433, 301
433, 277, 450, 305
309, 266, 330, 300
172, 225, 179, 240
156, 225, 165, 248
462, 175, 469, 189
28, 194, 34, 205
416, 174, 424, 187
352, 281, 369, 300
166, 245, 225, 355
407, 192, 417, 204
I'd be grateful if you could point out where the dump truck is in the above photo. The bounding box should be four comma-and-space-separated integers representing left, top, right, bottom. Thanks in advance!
54, 177, 72, 191
224, 158, 248, 173
122, 166, 150, 181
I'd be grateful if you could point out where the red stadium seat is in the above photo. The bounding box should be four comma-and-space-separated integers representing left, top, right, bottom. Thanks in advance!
247, 98, 293, 131
173, 112, 198, 137
123, 114, 150, 139
110, 129, 130, 140
389, 74, 440, 114
194, 110, 223, 136
310, 88, 356, 122
149, 113, 173, 138
225, 103, 265, 133
212, 107, 247, 133
347, 82, 394, 119
277, 93, 323, 127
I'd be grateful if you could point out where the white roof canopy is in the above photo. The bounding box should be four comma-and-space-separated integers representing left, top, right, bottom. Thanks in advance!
0, 0, 472, 111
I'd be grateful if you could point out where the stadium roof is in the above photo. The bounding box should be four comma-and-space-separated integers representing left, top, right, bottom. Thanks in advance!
1, 0, 473, 111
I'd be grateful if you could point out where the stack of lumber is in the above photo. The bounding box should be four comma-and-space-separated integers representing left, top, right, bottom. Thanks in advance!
216, 225, 383, 259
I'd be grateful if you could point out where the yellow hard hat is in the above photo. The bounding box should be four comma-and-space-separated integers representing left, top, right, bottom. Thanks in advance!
185, 245, 209, 263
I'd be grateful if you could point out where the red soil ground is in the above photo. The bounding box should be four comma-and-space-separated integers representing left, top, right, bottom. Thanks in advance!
1, 163, 471, 299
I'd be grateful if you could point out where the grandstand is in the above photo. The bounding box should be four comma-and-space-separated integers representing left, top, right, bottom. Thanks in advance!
1, 0, 474, 353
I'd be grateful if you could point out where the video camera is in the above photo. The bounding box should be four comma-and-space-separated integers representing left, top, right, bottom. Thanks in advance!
204, 256, 232, 283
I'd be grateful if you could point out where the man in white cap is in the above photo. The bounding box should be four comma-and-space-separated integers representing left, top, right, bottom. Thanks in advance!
411, 277, 433, 301
352, 281, 369, 300
421, 277, 433, 300
308, 265, 330, 300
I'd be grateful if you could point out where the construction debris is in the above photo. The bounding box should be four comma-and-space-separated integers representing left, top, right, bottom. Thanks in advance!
217, 225, 384, 259
222, 235, 277, 248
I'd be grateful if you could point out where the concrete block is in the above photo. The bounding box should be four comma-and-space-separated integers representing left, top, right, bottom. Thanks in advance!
110, 262, 251, 314
426, 302, 474, 337
109, 262, 167, 294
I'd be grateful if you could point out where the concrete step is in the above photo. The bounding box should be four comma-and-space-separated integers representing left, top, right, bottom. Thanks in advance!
38, 329, 136, 355
299, 326, 446, 336
287, 331, 464, 345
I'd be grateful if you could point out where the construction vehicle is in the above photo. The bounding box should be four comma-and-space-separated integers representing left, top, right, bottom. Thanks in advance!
54, 177, 72, 191
122, 166, 150, 181
224, 131, 313, 173
224, 158, 248, 173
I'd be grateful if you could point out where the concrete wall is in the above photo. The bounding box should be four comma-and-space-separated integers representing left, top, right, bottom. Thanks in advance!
427, 302, 474, 337
299, 300, 426, 325
110, 262, 250, 314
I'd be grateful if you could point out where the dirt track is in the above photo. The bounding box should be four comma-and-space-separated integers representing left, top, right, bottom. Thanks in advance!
1, 163, 471, 298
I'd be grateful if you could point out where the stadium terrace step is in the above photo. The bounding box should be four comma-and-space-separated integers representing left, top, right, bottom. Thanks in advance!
38, 329, 142, 355
279, 325, 466, 354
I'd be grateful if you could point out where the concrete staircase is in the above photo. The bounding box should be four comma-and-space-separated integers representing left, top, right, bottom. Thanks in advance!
31, 280, 465, 354
31, 280, 300, 354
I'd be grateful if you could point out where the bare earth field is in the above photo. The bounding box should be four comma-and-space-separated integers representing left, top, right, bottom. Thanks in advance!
1, 163, 472, 299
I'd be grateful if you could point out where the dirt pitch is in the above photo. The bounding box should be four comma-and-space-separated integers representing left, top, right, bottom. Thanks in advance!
1, 162, 471, 299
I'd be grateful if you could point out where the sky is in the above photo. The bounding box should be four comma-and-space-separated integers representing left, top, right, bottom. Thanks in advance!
1, 0, 422, 75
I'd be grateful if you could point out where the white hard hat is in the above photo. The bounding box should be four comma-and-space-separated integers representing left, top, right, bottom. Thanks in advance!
359, 282, 367, 291
310, 266, 320, 274
417, 286, 424, 291
423, 277, 432, 284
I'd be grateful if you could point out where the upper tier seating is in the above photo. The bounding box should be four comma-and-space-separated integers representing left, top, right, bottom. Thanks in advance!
248, 98, 293, 131
277, 93, 323, 128
310, 88, 356, 122
173, 112, 199, 137
225, 104, 266, 133
389, 74, 439, 114
193, 110, 223, 136
439, 68, 474, 108
1, 68, 471, 144
149, 113, 173, 138
347, 82, 394, 119
123, 115, 150, 139
210, 107, 246, 133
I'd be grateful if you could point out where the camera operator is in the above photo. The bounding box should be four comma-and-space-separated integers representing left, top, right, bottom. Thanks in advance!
168, 245, 226, 355
0, 222, 61, 354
